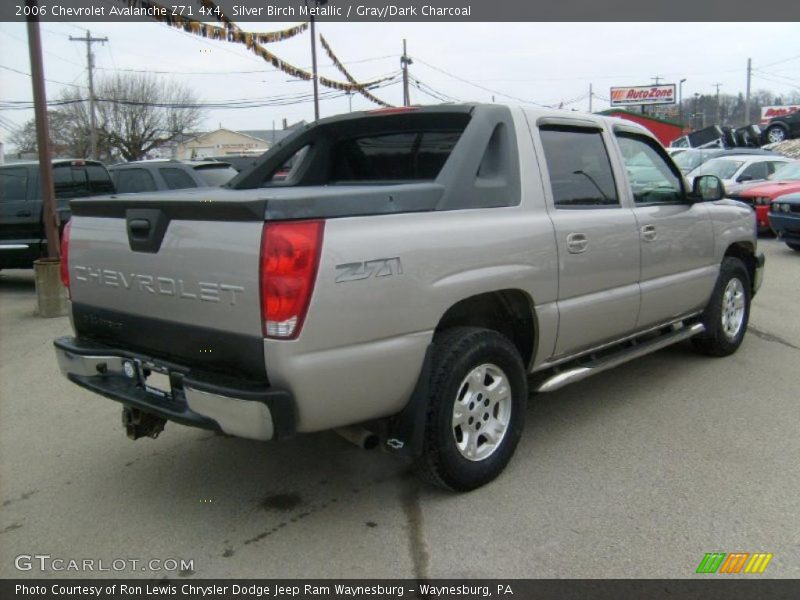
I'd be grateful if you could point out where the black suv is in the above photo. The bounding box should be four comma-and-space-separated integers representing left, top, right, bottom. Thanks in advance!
763, 110, 800, 144
0, 159, 114, 269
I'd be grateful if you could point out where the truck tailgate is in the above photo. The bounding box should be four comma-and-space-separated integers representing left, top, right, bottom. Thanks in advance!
67, 195, 266, 380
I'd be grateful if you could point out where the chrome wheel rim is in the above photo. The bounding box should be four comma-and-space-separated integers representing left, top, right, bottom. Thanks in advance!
721, 277, 746, 340
452, 363, 511, 462
767, 128, 786, 143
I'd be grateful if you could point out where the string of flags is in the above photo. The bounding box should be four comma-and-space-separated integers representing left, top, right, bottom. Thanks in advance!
197, 0, 392, 99
111, 0, 393, 102
320, 34, 392, 107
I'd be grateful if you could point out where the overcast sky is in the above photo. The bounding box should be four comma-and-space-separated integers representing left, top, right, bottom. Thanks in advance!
1, 21, 798, 142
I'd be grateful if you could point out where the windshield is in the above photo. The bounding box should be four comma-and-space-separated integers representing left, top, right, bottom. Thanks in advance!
673, 151, 710, 173
770, 162, 800, 181
193, 165, 238, 187
690, 159, 743, 180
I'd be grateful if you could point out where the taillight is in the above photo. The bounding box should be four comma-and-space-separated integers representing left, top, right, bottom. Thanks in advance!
259, 220, 324, 339
60, 220, 71, 298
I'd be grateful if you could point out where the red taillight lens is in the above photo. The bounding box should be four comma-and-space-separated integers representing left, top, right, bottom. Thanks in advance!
260, 220, 324, 339
60, 220, 71, 298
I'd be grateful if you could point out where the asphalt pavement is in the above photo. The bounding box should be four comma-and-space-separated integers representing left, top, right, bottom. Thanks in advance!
1, 239, 798, 579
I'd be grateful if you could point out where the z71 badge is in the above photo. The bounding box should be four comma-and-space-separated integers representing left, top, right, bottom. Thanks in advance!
335, 257, 403, 283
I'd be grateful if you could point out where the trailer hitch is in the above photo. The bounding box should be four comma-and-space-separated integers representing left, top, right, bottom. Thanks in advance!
122, 407, 166, 440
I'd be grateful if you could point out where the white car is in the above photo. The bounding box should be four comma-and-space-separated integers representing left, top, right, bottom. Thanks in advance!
687, 155, 794, 188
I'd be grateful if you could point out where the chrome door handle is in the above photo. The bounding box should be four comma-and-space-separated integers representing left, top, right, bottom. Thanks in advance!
641, 224, 657, 242
566, 232, 589, 254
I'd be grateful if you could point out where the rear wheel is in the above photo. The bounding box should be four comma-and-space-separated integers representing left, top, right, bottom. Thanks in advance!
413, 327, 527, 491
692, 257, 751, 357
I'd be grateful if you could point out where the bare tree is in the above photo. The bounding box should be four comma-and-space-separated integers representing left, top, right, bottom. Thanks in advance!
96, 73, 203, 161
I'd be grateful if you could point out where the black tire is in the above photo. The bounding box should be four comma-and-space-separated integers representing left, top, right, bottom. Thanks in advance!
413, 327, 527, 491
765, 125, 788, 144
692, 257, 751, 357
787, 243, 800, 252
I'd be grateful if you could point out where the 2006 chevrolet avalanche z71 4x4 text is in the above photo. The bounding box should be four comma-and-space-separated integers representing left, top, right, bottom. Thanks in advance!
53, 104, 765, 490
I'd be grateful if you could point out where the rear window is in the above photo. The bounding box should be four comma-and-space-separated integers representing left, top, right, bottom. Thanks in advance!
330, 131, 462, 182
0, 167, 29, 202
193, 165, 238, 187
53, 163, 114, 198
159, 167, 197, 190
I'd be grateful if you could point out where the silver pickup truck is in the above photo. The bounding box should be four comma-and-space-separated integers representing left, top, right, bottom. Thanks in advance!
54, 104, 765, 491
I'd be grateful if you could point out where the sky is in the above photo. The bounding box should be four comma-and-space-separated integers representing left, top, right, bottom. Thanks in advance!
1, 20, 799, 146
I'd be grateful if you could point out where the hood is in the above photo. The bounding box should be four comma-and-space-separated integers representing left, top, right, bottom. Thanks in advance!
735, 180, 800, 198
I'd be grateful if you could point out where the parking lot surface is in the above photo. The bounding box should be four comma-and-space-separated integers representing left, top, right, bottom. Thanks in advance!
1, 239, 798, 579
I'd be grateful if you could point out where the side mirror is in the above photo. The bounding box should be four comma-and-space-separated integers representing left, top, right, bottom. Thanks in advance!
737, 175, 753, 183
690, 175, 725, 202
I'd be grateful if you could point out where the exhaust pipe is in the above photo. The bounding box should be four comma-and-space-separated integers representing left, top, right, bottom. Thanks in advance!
335, 426, 379, 450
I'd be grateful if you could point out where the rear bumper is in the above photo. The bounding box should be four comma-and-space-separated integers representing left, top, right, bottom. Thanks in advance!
53, 336, 295, 441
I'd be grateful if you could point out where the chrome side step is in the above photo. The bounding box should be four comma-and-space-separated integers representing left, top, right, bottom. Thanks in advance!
535, 322, 705, 393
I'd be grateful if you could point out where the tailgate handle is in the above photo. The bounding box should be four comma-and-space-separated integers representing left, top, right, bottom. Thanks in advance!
128, 218, 151, 235
125, 209, 168, 253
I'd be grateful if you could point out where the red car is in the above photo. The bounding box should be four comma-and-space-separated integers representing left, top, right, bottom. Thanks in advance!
727, 162, 800, 233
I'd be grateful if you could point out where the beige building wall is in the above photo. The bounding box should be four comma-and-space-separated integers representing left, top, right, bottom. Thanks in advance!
176, 129, 268, 159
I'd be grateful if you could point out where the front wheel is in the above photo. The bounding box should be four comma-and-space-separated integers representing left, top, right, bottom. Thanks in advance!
413, 327, 528, 491
692, 257, 751, 357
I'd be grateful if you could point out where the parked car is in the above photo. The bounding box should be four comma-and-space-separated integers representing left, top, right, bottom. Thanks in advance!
0, 159, 114, 269
108, 160, 238, 193
763, 110, 800, 144
768, 193, 800, 251
672, 148, 779, 175
54, 105, 764, 491
687, 155, 792, 189
726, 162, 800, 233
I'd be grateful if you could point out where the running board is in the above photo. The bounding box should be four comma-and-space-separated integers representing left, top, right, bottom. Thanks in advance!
535, 322, 706, 393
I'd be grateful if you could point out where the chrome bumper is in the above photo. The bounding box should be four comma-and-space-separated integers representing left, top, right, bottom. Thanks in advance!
54, 337, 295, 441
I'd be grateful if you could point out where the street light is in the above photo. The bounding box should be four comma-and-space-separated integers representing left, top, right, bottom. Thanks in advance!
679, 78, 687, 128
693, 92, 700, 130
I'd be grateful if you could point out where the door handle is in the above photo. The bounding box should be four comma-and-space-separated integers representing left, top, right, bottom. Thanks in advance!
641, 224, 657, 242
566, 232, 589, 254
16, 210, 32, 217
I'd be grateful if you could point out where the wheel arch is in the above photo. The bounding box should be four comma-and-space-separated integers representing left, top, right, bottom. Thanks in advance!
724, 242, 757, 291
435, 289, 537, 369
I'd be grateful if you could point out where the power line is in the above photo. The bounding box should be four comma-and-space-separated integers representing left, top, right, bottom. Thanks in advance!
758, 53, 800, 70
0, 63, 84, 88
412, 57, 551, 107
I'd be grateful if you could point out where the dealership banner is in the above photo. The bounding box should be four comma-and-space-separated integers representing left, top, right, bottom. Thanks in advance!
610, 85, 677, 107
2, 0, 799, 22
761, 105, 800, 125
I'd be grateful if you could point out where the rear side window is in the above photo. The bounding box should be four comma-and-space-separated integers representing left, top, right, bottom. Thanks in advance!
0, 167, 29, 202
53, 164, 114, 198
539, 128, 619, 207
113, 168, 157, 194
159, 168, 197, 190
330, 131, 462, 182
193, 165, 238, 187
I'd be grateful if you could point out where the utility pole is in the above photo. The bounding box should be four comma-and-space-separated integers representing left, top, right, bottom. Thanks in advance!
679, 78, 687, 128
401, 39, 412, 107
651, 75, 663, 85
713, 83, 723, 125
745, 58, 752, 125
69, 30, 107, 160
589, 83, 593, 112
309, 15, 319, 121
26, 3, 59, 259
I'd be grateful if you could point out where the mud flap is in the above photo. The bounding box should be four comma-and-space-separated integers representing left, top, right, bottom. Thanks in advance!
382, 343, 434, 459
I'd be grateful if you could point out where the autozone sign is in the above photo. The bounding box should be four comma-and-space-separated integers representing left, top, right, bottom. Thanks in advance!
760, 105, 799, 125
610, 84, 677, 106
